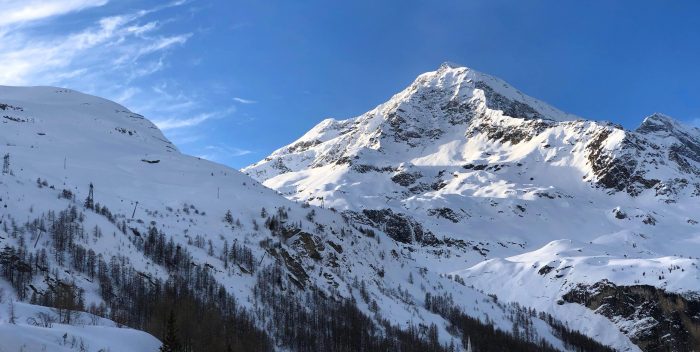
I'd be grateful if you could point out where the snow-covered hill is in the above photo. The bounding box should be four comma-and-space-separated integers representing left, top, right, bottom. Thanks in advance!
0, 301, 160, 352
245, 64, 700, 350
0, 85, 625, 351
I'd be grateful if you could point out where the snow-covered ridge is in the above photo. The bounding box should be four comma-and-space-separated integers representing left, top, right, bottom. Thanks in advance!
245, 64, 700, 200
249, 63, 580, 175
0, 86, 176, 153
245, 63, 700, 202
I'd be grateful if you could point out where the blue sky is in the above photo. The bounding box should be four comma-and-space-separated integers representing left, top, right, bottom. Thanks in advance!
2, 1, 700, 168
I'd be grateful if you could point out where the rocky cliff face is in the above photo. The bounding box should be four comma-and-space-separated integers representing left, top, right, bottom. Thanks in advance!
564, 280, 700, 351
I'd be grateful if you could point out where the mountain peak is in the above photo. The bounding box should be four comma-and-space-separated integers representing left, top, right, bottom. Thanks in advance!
438, 61, 464, 70
395, 64, 578, 124
641, 112, 676, 125
636, 112, 699, 137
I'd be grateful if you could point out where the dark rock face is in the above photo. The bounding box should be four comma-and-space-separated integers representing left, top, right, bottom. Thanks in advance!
537, 265, 554, 275
580, 115, 700, 197
0, 103, 23, 111
474, 81, 545, 121
612, 208, 628, 219
638, 115, 700, 176
291, 232, 323, 261
427, 207, 462, 223
384, 110, 445, 147
463, 163, 488, 171
642, 214, 657, 225
408, 182, 432, 194
386, 113, 416, 144
467, 111, 553, 145
391, 171, 422, 187
563, 280, 700, 352
286, 139, 322, 154
271, 158, 292, 174
585, 129, 661, 196
3, 115, 30, 123
351, 164, 395, 174
349, 209, 440, 245
272, 247, 309, 289
441, 99, 478, 125
430, 180, 447, 191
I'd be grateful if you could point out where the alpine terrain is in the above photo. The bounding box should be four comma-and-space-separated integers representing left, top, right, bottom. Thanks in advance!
245, 63, 700, 352
0, 83, 624, 351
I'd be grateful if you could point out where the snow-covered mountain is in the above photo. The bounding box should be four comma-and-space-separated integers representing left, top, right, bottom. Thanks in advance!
0, 85, 624, 351
245, 63, 700, 350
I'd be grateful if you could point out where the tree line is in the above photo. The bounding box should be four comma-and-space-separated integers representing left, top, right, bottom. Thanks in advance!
0, 200, 618, 351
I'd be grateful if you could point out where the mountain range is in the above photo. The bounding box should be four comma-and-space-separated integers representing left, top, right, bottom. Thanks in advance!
0, 64, 698, 351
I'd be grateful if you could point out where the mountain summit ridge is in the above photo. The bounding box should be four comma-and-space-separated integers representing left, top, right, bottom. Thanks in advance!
245, 64, 700, 200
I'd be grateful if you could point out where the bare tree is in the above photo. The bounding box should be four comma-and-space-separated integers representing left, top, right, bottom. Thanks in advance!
27, 312, 56, 328
8, 299, 16, 324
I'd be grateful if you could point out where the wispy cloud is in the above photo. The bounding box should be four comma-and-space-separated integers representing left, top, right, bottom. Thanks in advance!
114, 87, 141, 104
153, 112, 217, 130
0, 0, 108, 27
233, 97, 257, 104
198, 144, 252, 162
151, 100, 236, 130
0, 0, 248, 166
167, 131, 203, 145
0, 3, 192, 86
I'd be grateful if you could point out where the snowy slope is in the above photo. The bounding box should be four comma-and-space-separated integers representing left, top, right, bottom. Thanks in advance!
0, 302, 159, 352
0, 85, 629, 350
245, 64, 700, 350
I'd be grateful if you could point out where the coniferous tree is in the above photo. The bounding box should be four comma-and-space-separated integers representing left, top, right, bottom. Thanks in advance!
2, 153, 10, 175
224, 210, 234, 224
84, 183, 94, 210
160, 310, 180, 352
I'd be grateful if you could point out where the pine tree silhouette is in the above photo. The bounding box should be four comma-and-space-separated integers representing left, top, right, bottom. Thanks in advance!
84, 183, 94, 210
2, 153, 10, 175
224, 210, 234, 224
160, 310, 180, 352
